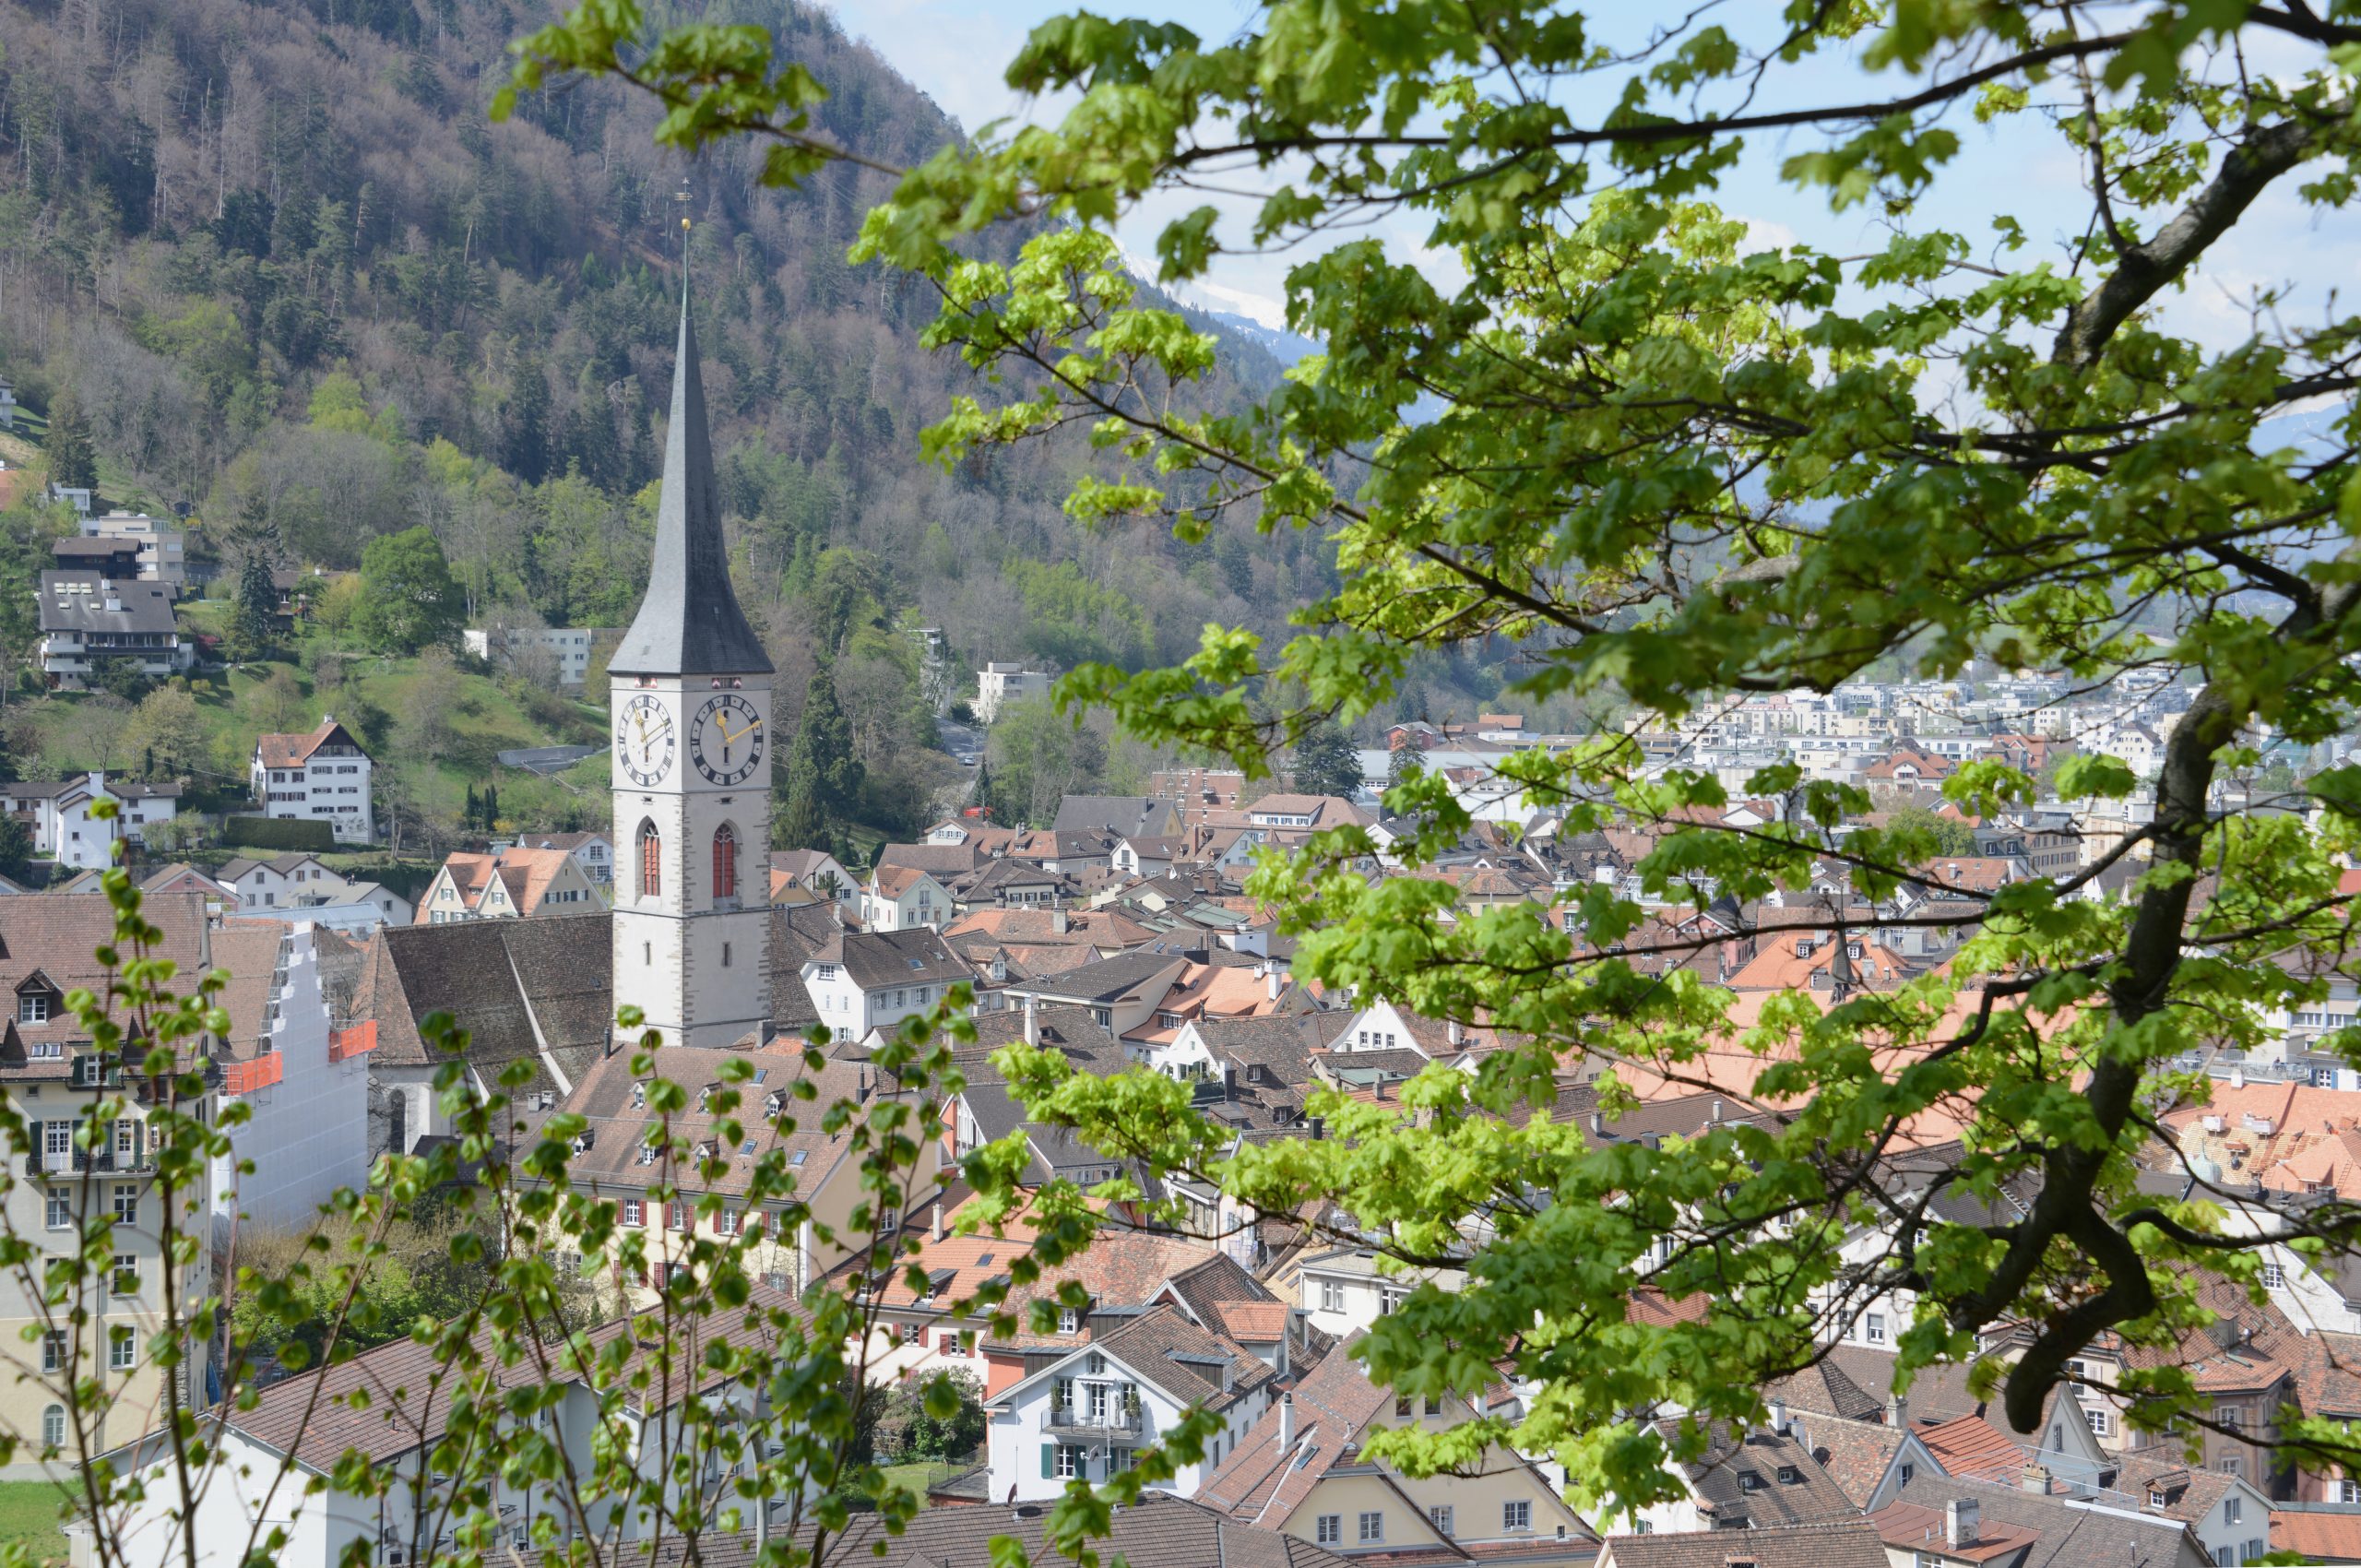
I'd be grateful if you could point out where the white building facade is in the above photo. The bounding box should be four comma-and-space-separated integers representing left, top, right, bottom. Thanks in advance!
249, 719, 374, 845
208, 926, 373, 1230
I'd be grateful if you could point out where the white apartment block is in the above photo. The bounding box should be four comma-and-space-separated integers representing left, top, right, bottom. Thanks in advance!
975, 661, 1052, 721
80, 511, 185, 594
463, 624, 609, 685
249, 719, 374, 845
207, 925, 372, 1230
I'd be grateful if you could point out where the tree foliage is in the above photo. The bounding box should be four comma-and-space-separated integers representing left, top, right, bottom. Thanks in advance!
516, 0, 2361, 1521
1288, 720, 1363, 800
358, 526, 466, 655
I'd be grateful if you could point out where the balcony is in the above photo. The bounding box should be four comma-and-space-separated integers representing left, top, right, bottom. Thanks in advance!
1047, 1401, 1146, 1439
25, 1148, 158, 1177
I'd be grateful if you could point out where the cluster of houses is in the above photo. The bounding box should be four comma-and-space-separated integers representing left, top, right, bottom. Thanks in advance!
29, 278, 2361, 1568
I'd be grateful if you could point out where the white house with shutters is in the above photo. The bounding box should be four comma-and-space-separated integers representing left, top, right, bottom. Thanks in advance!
249, 719, 374, 844
982, 1302, 1277, 1503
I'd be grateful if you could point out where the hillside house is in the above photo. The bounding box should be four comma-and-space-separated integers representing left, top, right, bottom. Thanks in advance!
249, 719, 374, 844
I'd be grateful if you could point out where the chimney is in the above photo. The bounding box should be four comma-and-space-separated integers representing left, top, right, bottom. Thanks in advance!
1710, 1098, 1723, 1123
1945, 1498, 1979, 1548
930, 1201, 943, 1242
2021, 1463, 2050, 1493
1278, 1394, 1296, 1453
1024, 992, 1038, 1047
1446, 1019, 1464, 1047
1051, 906, 1069, 934
1766, 1398, 1786, 1437
1887, 1393, 1907, 1428
2231, 1065, 2246, 1089
1267, 966, 1283, 1003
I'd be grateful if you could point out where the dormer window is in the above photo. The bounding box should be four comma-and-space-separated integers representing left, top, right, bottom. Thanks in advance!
18, 993, 49, 1025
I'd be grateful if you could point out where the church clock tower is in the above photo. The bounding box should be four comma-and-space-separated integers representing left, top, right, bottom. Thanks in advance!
610, 277, 775, 1049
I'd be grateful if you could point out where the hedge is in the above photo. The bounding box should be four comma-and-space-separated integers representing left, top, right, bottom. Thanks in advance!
221, 815, 338, 853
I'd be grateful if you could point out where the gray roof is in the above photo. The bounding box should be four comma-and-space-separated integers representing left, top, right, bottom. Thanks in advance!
608, 282, 770, 678
1663, 1421, 1858, 1529
624, 1493, 1354, 1568
830, 926, 967, 992
37, 572, 175, 635
1052, 795, 1181, 837
1876, 1473, 2206, 1568
1014, 949, 1187, 1003
1600, 1519, 1890, 1568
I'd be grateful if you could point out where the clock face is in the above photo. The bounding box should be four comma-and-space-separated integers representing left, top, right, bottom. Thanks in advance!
690, 695, 765, 786
616, 694, 675, 787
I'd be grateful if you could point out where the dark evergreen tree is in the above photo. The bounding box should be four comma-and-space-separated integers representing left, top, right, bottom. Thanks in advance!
504, 358, 552, 484
0, 813, 30, 882
465, 783, 480, 831
43, 387, 97, 492
1290, 720, 1365, 799
232, 552, 280, 659
789, 666, 863, 819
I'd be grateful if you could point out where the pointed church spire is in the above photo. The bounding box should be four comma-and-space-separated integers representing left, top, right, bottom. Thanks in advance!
610, 274, 773, 677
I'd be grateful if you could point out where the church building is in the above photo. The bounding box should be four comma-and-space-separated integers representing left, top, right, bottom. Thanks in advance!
344, 279, 838, 1156
606, 276, 777, 1049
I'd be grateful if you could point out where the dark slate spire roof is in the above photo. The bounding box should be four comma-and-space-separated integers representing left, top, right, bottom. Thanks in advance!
610, 279, 773, 677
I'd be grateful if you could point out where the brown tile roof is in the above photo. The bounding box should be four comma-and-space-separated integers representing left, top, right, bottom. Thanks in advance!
1877, 1474, 2203, 1568
1793, 1413, 1906, 1507
210, 922, 288, 1061
2273, 1508, 2361, 1561
254, 719, 357, 769
1911, 1414, 2028, 1485
0, 892, 209, 1073
1596, 1519, 1890, 1568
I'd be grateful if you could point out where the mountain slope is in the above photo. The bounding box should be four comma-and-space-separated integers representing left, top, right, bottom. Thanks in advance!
0, 0, 1326, 697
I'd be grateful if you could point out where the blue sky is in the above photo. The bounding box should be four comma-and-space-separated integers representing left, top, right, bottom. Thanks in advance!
845, 0, 2355, 363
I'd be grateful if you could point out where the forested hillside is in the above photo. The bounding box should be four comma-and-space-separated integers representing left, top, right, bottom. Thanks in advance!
0, 0, 1438, 833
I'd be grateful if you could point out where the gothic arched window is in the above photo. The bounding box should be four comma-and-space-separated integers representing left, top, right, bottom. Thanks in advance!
638, 819, 661, 900
712, 824, 739, 904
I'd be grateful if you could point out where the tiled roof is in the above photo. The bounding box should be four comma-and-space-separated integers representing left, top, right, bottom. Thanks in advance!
1086, 1302, 1275, 1413
1198, 1335, 1394, 1522
1875, 1474, 2202, 1568
2273, 1508, 2361, 1561
1661, 1422, 1857, 1528
1911, 1414, 2028, 1484
831, 926, 966, 992
373, 913, 612, 1092
210, 922, 287, 1060
254, 719, 358, 769
1792, 1413, 1905, 1506
631, 1492, 1356, 1568
0, 892, 209, 1074
1597, 1519, 1890, 1568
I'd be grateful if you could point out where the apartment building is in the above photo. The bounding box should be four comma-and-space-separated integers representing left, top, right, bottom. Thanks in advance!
249, 719, 374, 844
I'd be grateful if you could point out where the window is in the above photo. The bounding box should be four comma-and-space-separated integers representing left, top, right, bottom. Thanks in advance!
722, 943, 731, 968
1056, 1443, 1082, 1479
2261, 1261, 2286, 1289
719, 1207, 740, 1236
668, 1201, 687, 1231
1502, 1501, 1531, 1533
108, 1327, 135, 1371
42, 1332, 65, 1373
112, 1186, 136, 1226
712, 825, 738, 903
623, 1199, 644, 1227
638, 820, 661, 899
111, 1254, 136, 1295
2342, 1479, 2360, 1504
1396, 1394, 1413, 1419
2225, 1495, 2241, 1525
18, 993, 48, 1024
45, 1191, 70, 1231
41, 1406, 63, 1449
1316, 1516, 1342, 1545
1319, 1280, 1344, 1313
1866, 1312, 1886, 1345
2218, 1455, 2242, 1478
1058, 1307, 1081, 1335
1358, 1511, 1384, 1544
1430, 1506, 1453, 1537
1898, 1463, 1915, 1485
2089, 1407, 2113, 1436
